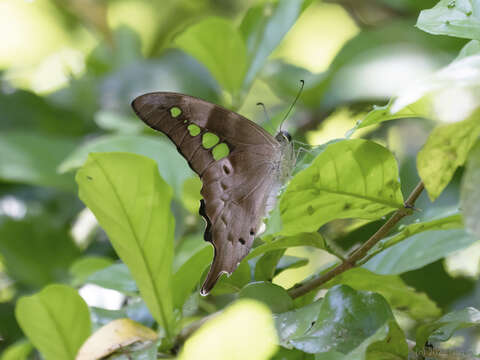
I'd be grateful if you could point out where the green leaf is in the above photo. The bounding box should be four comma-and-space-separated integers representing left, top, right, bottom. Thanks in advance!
76, 318, 157, 360
239, 282, 293, 313
275, 256, 309, 277
280, 139, 404, 236
280, 285, 407, 359
90, 300, 154, 330
265, 21, 464, 111
355, 53, 480, 132
179, 299, 278, 360
247, 232, 325, 260
239, 0, 313, 89
357, 97, 430, 129
416, 307, 480, 350
275, 300, 323, 347
254, 249, 286, 281
460, 141, 480, 237
368, 213, 463, 256
15, 284, 91, 360
69, 256, 114, 287
456, 39, 480, 60
172, 235, 208, 272
417, 0, 480, 40
60, 135, 193, 199
87, 263, 138, 294
0, 340, 33, 360
0, 132, 76, 191
175, 17, 247, 97
0, 217, 80, 288
76, 153, 175, 336
0, 89, 87, 136
271, 347, 314, 360
417, 108, 480, 200
211, 260, 251, 295
325, 268, 440, 320
173, 246, 212, 309
364, 229, 478, 275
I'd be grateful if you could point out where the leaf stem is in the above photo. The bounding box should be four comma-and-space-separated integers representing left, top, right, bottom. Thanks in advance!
288, 181, 425, 299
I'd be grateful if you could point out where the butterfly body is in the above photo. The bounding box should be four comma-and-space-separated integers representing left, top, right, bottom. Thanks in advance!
132, 92, 294, 294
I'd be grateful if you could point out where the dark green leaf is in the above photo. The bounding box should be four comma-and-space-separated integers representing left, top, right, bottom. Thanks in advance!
368, 213, 463, 257
364, 229, 478, 275
90, 300, 154, 330
60, 135, 193, 199
87, 263, 138, 294
0, 339, 33, 360
0, 132, 77, 191
76, 153, 175, 336
0, 302, 22, 353
173, 246, 212, 308
275, 299, 323, 347
98, 49, 220, 115
460, 141, 480, 237
211, 260, 251, 295
175, 17, 247, 97
254, 249, 286, 281
286, 286, 407, 359
275, 256, 309, 277
240, 0, 313, 90
239, 282, 293, 313
271, 346, 314, 360
0, 89, 87, 136
69, 256, 113, 287
416, 307, 480, 350
0, 217, 80, 289
325, 268, 440, 319
280, 139, 404, 236
15, 284, 91, 360
247, 233, 325, 260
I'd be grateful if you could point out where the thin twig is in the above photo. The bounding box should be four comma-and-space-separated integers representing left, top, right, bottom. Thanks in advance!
288, 181, 425, 299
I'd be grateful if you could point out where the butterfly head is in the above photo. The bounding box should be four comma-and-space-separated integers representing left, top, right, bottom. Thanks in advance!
275, 130, 292, 144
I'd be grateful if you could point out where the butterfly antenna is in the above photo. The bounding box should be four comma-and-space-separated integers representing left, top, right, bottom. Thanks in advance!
257, 102, 275, 133
279, 79, 304, 131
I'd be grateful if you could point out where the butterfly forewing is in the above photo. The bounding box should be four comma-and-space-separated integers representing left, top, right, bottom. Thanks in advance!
132, 92, 286, 294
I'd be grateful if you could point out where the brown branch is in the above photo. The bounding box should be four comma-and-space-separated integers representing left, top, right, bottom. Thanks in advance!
288, 181, 425, 299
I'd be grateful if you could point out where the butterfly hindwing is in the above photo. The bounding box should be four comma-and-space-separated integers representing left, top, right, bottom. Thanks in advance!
132, 92, 282, 294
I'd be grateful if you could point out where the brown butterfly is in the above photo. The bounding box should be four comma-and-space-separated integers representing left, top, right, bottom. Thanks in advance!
132, 92, 295, 295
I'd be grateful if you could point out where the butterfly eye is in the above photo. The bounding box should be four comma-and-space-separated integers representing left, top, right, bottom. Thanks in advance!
238, 238, 246, 245
170, 107, 182, 118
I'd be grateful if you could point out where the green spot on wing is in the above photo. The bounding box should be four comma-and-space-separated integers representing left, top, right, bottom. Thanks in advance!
202, 132, 220, 149
188, 124, 201, 136
170, 107, 182, 118
212, 143, 229, 160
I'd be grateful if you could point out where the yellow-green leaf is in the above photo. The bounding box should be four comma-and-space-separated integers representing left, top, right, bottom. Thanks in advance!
417, 108, 480, 201
280, 139, 404, 236
76, 153, 175, 335
15, 284, 91, 360
179, 300, 278, 360
76, 319, 157, 360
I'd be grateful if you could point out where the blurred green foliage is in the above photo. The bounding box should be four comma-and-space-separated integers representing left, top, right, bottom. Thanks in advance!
1, 0, 480, 359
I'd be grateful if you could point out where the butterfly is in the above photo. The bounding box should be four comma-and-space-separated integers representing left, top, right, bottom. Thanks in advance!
132, 92, 296, 294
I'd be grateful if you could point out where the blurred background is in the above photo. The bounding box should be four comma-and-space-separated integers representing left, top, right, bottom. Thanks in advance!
1, 0, 478, 355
